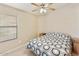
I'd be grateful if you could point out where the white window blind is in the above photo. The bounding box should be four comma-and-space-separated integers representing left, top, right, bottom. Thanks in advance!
0, 14, 17, 42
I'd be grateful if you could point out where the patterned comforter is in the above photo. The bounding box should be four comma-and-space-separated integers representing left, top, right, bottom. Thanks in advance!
26, 32, 72, 56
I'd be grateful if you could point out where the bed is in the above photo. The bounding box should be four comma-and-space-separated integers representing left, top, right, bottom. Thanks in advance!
26, 32, 72, 56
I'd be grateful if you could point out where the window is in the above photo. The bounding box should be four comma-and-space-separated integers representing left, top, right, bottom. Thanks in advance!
0, 14, 17, 42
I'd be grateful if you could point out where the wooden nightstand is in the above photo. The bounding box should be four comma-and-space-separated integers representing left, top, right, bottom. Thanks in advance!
72, 38, 79, 55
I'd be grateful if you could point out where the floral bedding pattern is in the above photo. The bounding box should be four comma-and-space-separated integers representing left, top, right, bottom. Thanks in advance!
26, 32, 72, 56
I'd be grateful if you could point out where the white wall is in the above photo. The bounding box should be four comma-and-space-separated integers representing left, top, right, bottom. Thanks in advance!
37, 4, 79, 37
0, 4, 37, 54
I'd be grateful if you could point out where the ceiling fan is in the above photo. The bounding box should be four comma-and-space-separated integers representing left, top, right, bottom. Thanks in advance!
32, 3, 56, 14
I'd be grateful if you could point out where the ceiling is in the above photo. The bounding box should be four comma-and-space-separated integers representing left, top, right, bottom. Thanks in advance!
3, 3, 69, 15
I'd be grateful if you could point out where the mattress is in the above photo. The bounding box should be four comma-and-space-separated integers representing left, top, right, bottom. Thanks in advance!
26, 32, 72, 56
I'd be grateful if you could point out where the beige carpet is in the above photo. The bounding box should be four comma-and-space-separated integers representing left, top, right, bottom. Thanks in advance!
3, 47, 34, 56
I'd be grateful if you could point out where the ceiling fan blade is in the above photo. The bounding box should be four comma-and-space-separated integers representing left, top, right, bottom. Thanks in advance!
44, 3, 53, 8
44, 4, 49, 7
32, 8, 40, 12
32, 3, 39, 7
32, 9, 38, 12
48, 7, 56, 11
48, 3, 53, 6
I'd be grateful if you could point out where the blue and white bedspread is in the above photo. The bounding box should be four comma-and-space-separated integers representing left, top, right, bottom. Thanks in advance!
26, 32, 72, 56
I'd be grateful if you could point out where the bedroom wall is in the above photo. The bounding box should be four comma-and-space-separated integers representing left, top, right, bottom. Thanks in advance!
37, 4, 79, 38
0, 4, 37, 54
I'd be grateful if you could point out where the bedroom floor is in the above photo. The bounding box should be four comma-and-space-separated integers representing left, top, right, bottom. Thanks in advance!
3, 46, 34, 56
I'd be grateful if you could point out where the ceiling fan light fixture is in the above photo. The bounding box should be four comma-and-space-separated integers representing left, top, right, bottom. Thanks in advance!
43, 9, 47, 13
32, 3, 55, 15
40, 8, 47, 14
40, 8, 43, 13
